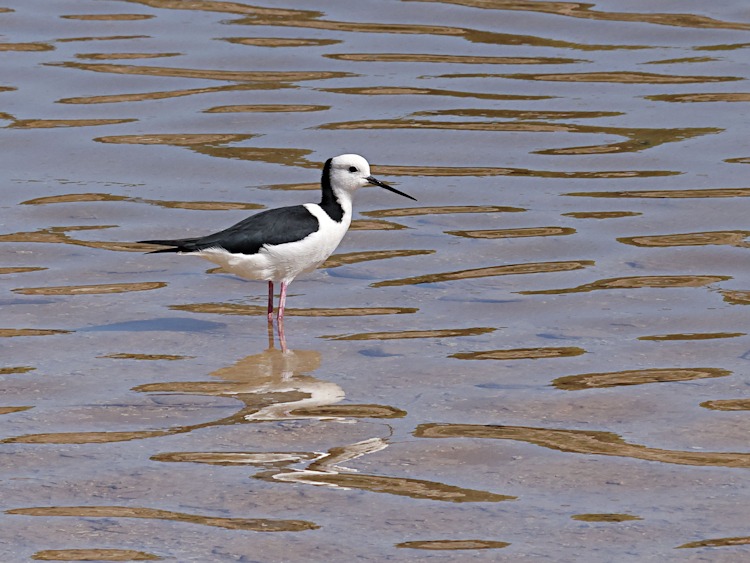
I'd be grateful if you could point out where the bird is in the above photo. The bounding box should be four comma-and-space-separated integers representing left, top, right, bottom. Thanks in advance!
138, 154, 416, 323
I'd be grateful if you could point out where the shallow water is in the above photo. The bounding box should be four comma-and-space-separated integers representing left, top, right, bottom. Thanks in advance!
2, 0, 750, 561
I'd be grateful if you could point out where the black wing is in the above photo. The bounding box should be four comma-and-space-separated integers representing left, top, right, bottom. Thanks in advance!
139, 205, 319, 255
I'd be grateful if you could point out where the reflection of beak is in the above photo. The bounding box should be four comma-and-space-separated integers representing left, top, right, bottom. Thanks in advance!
366, 176, 417, 201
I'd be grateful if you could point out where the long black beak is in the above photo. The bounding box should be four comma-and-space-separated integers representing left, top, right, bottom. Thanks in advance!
367, 176, 417, 201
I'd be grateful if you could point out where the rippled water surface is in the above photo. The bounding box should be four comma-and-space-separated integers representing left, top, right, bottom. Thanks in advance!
3, 1, 750, 561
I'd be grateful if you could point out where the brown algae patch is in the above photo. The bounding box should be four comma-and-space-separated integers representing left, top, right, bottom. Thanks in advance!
59, 83, 275, 105
223, 37, 340, 48
264, 473, 515, 503
12, 282, 167, 295
571, 514, 643, 522
321, 86, 553, 101
56, 35, 151, 43
519, 275, 730, 295
678, 536, 750, 549
499, 71, 741, 83
6, 506, 318, 532
453, 347, 585, 361
416, 108, 621, 120
639, 333, 744, 341
96, 133, 252, 146
696, 42, 750, 51
721, 290, 750, 305
326, 327, 496, 341
4, 430, 173, 445
0, 267, 46, 274
141, 200, 263, 211
32, 549, 161, 561
61, 14, 154, 20
22, 192, 264, 211
618, 230, 750, 247
323, 249, 434, 268
8, 118, 137, 129
289, 404, 407, 418
553, 368, 731, 390
396, 539, 510, 550
0, 225, 140, 252
76, 52, 180, 60
0, 367, 35, 374
99, 353, 193, 361
700, 399, 750, 411
562, 211, 642, 219
566, 187, 750, 198
46, 61, 351, 83
0, 406, 33, 415
0, 329, 71, 337
446, 226, 574, 239
0, 43, 55, 52
643, 56, 717, 65
349, 219, 408, 231
415, 424, 750, 468
204, 104, 329, 113
373, 260, 594, 287
23, 193, 128, 204
647, 93, 750, 103
362, 205, 524, 218
326, 53, 582, 65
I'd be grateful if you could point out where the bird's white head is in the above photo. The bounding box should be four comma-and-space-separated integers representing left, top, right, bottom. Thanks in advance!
327, 154, 373, 193
324, 154, 416, 201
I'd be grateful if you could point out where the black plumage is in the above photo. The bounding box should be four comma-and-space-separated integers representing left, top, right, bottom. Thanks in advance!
139, 204, 321, 255
139, 158, 348, 255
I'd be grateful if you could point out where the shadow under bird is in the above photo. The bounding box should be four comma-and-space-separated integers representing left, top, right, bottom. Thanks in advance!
138, 154, 416, 322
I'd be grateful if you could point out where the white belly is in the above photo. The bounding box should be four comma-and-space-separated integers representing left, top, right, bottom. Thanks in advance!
192, 203, 351, 284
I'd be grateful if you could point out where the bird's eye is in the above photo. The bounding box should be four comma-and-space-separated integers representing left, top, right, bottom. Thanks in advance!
348, 166, 358, 173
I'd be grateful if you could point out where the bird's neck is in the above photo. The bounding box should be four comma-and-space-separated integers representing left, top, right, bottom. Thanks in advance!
319, 170, 347, 223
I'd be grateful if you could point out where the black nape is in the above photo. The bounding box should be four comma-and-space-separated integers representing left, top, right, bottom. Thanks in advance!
319, 157, 345, 222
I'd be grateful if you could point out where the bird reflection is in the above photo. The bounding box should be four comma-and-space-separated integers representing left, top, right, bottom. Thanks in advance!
138, 327, 341, 425
208, 325, 345, 421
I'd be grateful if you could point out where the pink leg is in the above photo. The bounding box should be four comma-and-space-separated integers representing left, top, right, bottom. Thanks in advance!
267, 280, 274, 323
277, 281, 289, 321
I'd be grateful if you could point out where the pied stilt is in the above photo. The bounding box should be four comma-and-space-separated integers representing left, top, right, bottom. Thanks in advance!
138, 154, 416, 324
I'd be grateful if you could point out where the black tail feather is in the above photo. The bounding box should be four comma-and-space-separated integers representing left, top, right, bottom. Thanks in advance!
138, 238, 200, 253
